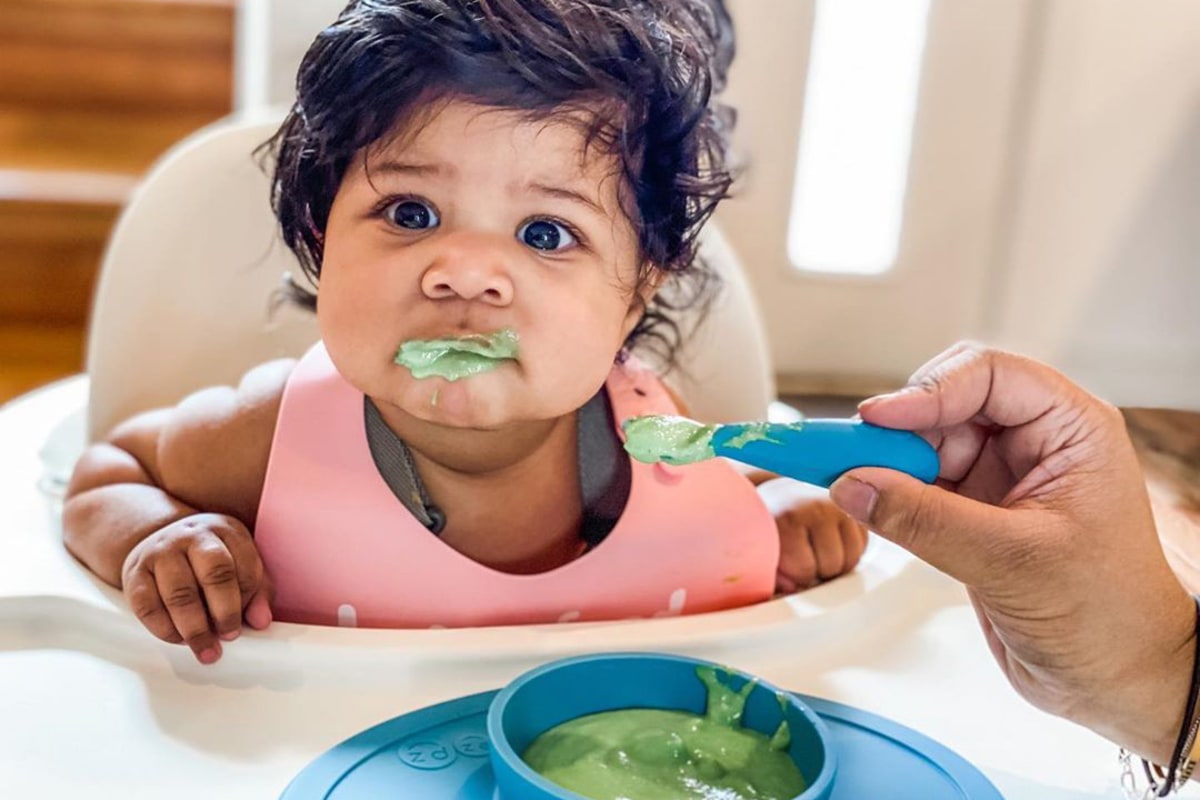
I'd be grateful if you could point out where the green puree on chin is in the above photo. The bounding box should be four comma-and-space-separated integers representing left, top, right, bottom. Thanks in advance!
522, 667, 806, 800
394, 328, 519, 381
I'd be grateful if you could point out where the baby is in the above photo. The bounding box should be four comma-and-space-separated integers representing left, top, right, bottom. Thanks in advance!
63, 0, 867, 664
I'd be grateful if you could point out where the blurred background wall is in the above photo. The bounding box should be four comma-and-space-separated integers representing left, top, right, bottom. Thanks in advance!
994, 0, 1200, 409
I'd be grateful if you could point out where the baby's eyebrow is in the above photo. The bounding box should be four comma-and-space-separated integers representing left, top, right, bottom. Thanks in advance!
367, 159, 606, 217
525, 182, 605, 217
370, 160, 455, 178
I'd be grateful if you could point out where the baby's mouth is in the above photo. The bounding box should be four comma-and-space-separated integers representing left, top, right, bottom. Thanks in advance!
394, 328, 520, 381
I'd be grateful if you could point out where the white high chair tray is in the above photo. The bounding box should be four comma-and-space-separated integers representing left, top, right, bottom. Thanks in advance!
0, 378, 1159, 799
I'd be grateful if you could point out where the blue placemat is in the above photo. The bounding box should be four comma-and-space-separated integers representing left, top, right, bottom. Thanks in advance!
282, 690, 1001, 798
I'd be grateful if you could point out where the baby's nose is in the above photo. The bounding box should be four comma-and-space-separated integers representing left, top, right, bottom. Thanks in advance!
420, 245, 514, 306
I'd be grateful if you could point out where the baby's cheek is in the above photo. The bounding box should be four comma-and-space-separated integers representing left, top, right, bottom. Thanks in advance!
316, 298, 359, 356
321, 330, 397, 401
320, 291, 394, 355
539, 334, 617, 394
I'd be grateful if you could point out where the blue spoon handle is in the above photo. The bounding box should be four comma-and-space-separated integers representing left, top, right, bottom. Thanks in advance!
711, 419, 939, 488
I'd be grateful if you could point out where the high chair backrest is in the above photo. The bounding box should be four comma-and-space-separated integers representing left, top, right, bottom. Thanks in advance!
85, 114, 775, 440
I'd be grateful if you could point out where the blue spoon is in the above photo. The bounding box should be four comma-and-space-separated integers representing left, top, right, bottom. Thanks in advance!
711, 419, 939, 488
623, 416, 940, 489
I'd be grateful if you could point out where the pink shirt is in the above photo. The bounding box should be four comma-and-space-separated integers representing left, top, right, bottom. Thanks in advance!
255, 342, 778, 628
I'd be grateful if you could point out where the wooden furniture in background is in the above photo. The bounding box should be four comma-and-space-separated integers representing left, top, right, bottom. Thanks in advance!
1125, 408, 1200, 525
0, 0, 235, 403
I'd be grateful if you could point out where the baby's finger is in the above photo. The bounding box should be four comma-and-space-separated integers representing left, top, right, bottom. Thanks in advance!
243, 571, 274, 630
840, 517, 868, 570
187, 538, 243, 642
215, 527, 266, 609
124, 569, 183, 644
811, 523, 847, 580
153, 554, 221, 664
777, 526, 817, 589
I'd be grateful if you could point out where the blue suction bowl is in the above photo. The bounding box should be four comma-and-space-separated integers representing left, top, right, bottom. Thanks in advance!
486, 652, 836, 800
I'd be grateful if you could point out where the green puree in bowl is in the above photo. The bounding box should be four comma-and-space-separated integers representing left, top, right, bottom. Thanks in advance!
522, 667, 806, 800
394, 328, 519, 381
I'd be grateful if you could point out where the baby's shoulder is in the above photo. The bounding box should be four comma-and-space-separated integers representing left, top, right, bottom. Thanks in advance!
170, 358, 296, 434
233, 358, 297, 411
157, 358, 297, 523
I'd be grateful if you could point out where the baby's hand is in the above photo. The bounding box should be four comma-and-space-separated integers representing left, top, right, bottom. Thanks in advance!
121, 513, 272, 664
762, 480, 869, 594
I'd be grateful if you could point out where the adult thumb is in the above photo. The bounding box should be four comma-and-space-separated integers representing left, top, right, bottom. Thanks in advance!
830, 467, 1013, 587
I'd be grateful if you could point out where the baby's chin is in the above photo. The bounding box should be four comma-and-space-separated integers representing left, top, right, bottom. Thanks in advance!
371, 364, 594, 431
387, 374, 532, 430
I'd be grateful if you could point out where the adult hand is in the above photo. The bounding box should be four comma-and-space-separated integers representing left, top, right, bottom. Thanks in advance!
829, 342, 1195, 763
121, 513, 273, 664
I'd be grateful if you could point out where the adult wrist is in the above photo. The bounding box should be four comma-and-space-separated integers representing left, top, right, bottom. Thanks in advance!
1116, 595, 1200, 797
1083, 590, 1197, 766
1146, 597, 1198, 769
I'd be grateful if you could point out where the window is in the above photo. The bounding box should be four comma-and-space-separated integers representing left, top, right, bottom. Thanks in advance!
788, 0, 933, 276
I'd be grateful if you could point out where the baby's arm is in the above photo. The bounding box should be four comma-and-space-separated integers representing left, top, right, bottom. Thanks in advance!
62, 359, 294, 663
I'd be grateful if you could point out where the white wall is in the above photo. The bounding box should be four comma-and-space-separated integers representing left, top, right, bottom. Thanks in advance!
717, 0, 1033, 392
992, 0, 1200, 408
719, 0, 1199, 408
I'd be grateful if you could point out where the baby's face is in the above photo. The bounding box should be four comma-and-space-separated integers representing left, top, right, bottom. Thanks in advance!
319, 99, 647, 429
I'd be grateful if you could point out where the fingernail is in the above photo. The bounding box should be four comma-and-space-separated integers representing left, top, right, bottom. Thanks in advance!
219, 630, 240, 642
830, 477, 878, 524
858, 388, 912, 410
199, 648, 220, 664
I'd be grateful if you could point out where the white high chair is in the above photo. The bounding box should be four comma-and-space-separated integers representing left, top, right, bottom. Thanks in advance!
85, 112, 777, 440
8, 110, 920, 670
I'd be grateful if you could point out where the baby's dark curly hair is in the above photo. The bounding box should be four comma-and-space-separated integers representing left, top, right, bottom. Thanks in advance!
264, 0, 736, 367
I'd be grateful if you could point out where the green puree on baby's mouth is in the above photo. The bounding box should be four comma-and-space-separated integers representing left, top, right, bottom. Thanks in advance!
394, 328, 519, 381
522, 666, 806, 800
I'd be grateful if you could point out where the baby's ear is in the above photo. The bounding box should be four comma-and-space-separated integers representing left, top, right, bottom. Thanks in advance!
637, 264, 667, 304
622, 265, 664, 333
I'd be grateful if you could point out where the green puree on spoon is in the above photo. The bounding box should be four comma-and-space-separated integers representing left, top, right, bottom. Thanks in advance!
522, 667, 806, 800
394, 328, 519, 381
621, 415, 782, 466
623, 412, 941, 490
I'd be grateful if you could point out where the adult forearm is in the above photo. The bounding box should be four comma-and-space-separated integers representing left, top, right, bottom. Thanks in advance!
62, 484, 197, 587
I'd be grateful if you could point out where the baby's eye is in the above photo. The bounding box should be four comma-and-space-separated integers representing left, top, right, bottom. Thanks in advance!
384, 199, 439, 230
518, 219, 577, 252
